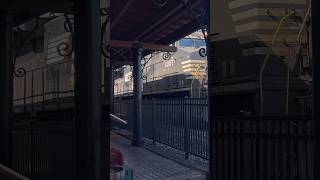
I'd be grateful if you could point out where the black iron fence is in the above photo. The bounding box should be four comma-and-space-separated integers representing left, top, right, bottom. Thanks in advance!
114, 99, 313, 179
213, 116, 313, 180
12, 110, 138, 180
113, 98, 209, 160
12, 110, 74, 180
14, 60, 75, 113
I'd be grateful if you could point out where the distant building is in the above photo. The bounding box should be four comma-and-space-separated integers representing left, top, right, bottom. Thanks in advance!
211, 0, 310, 115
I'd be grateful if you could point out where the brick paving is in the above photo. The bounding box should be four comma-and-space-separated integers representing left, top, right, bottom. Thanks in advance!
111, 133, 207, 180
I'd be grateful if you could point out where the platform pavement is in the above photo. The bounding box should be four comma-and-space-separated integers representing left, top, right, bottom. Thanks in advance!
111, 133, 207, 180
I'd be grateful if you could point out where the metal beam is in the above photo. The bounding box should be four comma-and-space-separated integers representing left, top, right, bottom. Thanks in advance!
132, 44, 143, 146
141, 0, 202, 42
111, 40, 177, 52
156, 18, 199, 44
134, 4, 185, 40
110, 0, 135, 29
312, 0, 320, 179
0, 14, 13, 168
74, 0, 106, 179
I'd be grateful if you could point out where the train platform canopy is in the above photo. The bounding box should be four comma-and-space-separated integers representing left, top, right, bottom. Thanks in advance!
9, 0, 204, 65
110, 0, 204, 65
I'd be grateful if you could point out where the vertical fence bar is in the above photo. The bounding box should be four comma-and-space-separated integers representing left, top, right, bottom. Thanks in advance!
192, 99, 196, 155
152, 64, 155, 81
298, 118, 304, 179
152, 99, 155, 145
206, 99, 209, 159
158, 100, 162, 143
31, 70, 34, 113
167, 99, 170, 146
177, 99, 180, 150
156, 99, 160, 143
222, 118, 226, 180
281, 120, 285, 180
252, 119, 256, 180
179, 99, 182, 150
289, 119, 294, 180
262, 119, 266, 180
184, 99, 190, 160
226, 119, 231, 180
239, 119, 243, 180
276, 119, 279, 180
23, 75, 27, 113
214, 118, 219, 180
265, 119, 269, 180
56, 69, 60, 109
199, 100, 203, 157
171, 99, 174, 148
169, 99, 172, 146
42, 67, 45, 111
295, 119, 300, 180
30, 121, 34, 179
256, 118, 261, 180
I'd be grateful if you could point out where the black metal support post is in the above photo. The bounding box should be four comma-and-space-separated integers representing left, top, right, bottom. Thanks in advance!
103, 58, 111, 179
312, 0, 320, 179
132, 44, 143, 146
205, 0, 214, 179
74, 0, 107, 179
0, 14, 13, 167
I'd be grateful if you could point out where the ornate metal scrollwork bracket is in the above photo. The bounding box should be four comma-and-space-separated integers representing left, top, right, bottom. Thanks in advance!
142, 74, 147, 80
162, 52, 172, 61
57, 9, 111, 59
180, 0, 209, 57
57, 14, 74, 57
12, 38, 27, 78
11, 18, 41, 77
101, 7, 111, 59
57, 42, 73, 57
13, 66, 27, 78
